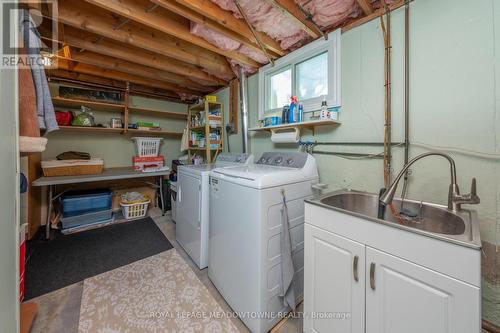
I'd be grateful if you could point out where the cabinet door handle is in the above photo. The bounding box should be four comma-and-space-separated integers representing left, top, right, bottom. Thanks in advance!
370, 262, 376, 290
353, 255, 359, 282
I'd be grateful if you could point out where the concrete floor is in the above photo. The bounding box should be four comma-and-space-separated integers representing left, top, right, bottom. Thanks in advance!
28, 208, 303, 333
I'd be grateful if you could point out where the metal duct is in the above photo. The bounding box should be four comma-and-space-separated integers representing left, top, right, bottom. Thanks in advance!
239, 67, 250, 153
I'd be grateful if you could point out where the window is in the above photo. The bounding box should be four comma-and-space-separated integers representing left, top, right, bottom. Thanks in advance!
267, 68, 291, 111
259, 30, 341, 119
296, 52, 328, 101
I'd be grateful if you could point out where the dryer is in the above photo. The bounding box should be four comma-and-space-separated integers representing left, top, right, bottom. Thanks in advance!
176, 153, 253, 269
208, 152, 319, 333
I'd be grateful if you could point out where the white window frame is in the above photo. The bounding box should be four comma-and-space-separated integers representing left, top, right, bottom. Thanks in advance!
258, 29, 341, 120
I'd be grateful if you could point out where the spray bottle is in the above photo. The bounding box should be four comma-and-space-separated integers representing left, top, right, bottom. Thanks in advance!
288, 96, 298, 123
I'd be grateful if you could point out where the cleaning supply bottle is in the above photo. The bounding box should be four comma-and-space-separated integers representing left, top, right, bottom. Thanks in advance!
281, 105, 289, 124
288, 96, 298, 123
320, 95, 329, 119
298, 104, 303, 123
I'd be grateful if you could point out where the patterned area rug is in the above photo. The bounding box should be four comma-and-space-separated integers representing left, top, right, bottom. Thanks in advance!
78, 249, 239, 333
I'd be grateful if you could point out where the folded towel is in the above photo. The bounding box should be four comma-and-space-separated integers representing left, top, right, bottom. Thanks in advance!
19, 136, 48, 153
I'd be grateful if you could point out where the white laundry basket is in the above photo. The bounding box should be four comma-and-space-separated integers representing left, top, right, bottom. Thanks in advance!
120, 199, 151, 219
132, 137, 163, 157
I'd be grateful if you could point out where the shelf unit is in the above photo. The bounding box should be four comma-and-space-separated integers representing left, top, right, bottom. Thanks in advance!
52, 86, 187, 139
249, 119, 340, 132
187, 101, 224, 164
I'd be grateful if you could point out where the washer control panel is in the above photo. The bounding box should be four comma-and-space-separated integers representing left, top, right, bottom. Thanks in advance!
256, 152, 308, 168
216, 153, 252, 164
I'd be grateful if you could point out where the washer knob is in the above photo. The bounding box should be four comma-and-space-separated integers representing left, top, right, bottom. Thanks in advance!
274, 157, 283, 164
286, 158, 294, 166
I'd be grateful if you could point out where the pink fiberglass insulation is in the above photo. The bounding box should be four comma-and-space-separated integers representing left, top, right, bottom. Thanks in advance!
297, 0, 362, 28
190, 22, 268, 77
190, 22, 241, 51
211, 0, 309, 50
190, 22, 268, 64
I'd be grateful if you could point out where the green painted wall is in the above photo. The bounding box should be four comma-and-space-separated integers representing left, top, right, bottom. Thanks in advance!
43, 84, 188, 168
0, 70, 20, 331
218, 0, 500, 325
213, 87, 244, 153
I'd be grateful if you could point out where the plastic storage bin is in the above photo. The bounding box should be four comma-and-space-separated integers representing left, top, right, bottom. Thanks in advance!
132, 137, 163, 157
120, 200, 151, 219
61, 209, 113, 230
61, 189, 112, 217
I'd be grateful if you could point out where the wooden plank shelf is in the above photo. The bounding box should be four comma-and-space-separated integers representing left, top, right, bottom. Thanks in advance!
249, 119, 340, 132
126, 129, 183, 138
52, 97, 125, 112
57, 126, 183, 138
58, 126, 123, 134
128, 106, 187, 120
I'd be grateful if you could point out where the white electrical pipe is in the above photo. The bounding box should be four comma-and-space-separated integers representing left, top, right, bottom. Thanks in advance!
239, 67, 250, 153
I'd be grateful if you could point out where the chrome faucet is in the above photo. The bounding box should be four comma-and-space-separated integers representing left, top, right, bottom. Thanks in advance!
379, 152, 480, 212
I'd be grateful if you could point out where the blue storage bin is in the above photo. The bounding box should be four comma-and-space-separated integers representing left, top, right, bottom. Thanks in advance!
61, 209, 113, 230
61, 189, 112, 217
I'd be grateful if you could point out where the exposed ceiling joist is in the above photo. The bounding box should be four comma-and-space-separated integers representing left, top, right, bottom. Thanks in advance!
264, 0, 321, 39
50, 0, 234, 79
41, 24, 225, 87
174, 0, 285, 56
356, 0, 374, 15
55, 58, 204, 96
342, 0, 406, 33
151, 0, 278, 59
65, 48, 213, 93
84, 0, 260, 68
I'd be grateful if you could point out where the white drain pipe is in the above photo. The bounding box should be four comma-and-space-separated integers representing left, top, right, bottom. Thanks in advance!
239, 68, 250, 153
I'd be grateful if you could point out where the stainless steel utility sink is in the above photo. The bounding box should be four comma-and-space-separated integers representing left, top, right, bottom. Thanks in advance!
308, 190, 481, 249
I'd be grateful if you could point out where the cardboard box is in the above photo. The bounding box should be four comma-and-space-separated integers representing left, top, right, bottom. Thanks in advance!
132, 156, 164, 171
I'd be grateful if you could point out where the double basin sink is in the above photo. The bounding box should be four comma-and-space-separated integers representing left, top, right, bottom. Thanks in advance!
308, 190, 481, 249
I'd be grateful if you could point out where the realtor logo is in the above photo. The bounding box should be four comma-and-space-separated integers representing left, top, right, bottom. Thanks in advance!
1, 0, 58, 68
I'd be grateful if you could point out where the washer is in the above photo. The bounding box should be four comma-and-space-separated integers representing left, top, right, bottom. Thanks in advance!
176, 153, 253, 269
208, 152, 319, 333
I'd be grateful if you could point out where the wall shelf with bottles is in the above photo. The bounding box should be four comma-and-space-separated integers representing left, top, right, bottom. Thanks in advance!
249, 119, 340, 132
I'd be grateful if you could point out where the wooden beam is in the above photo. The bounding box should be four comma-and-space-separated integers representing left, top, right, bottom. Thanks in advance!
47, 69, 187, 101
84, 0, 260, 68
55, 58, 205, 96
356, 0, 374, 15
67, 49, 213, 93
40, 23, 225, 87
50, 0, 234, 78
174, 0, 285, 56
264, 0, 320, 39
341, 0, 406, 33
151, 0, 278, 59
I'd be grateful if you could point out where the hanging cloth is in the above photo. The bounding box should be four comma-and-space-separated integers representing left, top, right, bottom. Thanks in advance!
20, 9, 58, 134
180, 123, 189, 152
279, 189, 296, 310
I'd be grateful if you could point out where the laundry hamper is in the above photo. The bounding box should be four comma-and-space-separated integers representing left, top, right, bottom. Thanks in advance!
132, 137, 163, 157
120, 194, 151, 219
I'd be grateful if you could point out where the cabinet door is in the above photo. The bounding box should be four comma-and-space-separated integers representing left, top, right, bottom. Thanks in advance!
304, 224, 365, 333
366, 247, 480, 333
